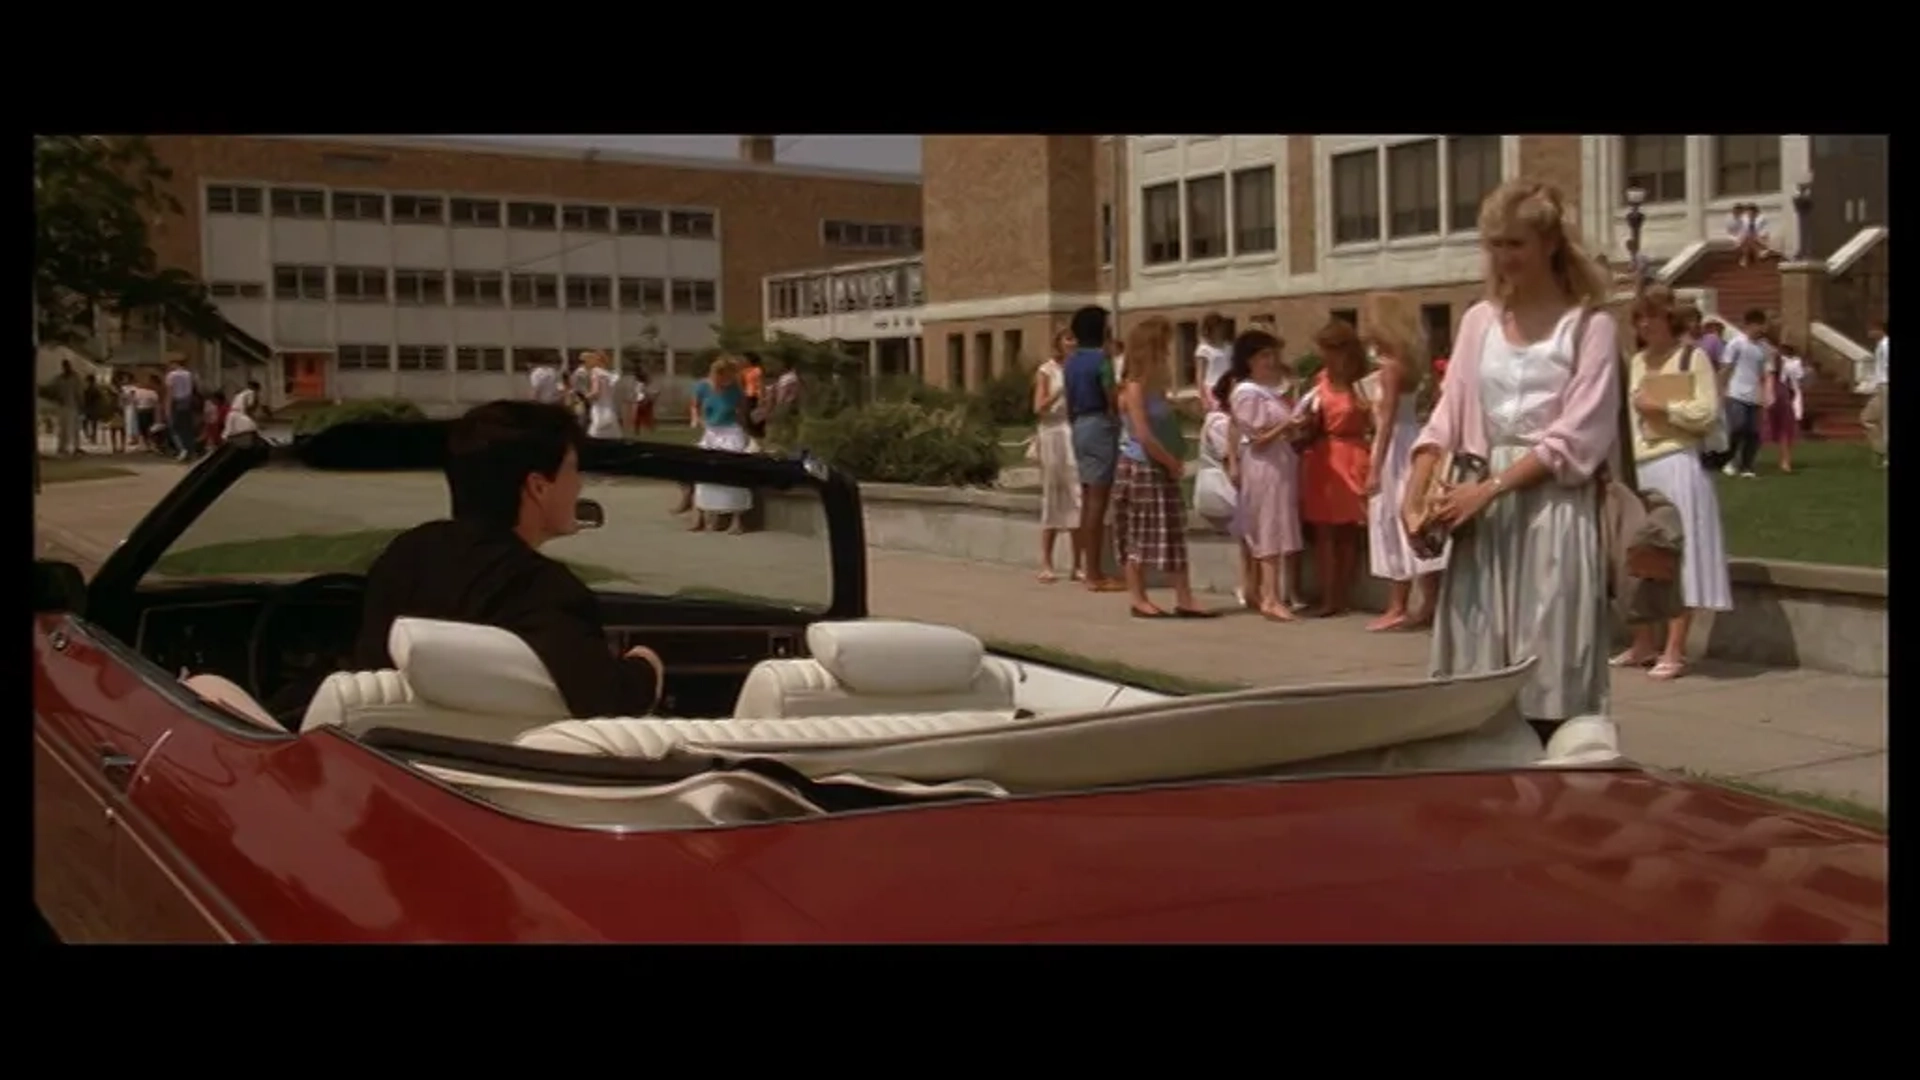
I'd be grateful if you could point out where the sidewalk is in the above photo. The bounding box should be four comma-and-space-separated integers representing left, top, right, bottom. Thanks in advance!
36, 464, 1888, 812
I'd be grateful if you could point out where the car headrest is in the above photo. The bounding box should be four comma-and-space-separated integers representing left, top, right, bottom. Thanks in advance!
389, 617, 569, 718
805, 619, 985, 696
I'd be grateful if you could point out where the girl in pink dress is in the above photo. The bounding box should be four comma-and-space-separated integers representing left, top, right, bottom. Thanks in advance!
1228, 328, 1307, 621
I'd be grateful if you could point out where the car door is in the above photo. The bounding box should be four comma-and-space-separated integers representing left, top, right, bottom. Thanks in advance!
33, 614, 150, 942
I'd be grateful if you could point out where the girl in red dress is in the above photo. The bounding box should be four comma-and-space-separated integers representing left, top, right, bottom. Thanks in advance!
1298, 319, 1373, 616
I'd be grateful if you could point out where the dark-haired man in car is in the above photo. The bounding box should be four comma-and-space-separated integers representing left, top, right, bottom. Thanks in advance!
352, 400, 664, 717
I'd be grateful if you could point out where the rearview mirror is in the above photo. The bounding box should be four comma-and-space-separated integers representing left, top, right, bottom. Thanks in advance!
575, 499, 605, 530
34, 560, 87, 616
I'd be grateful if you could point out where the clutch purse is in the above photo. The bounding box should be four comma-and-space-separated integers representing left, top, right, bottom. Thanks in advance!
1409, 452, 1490, 560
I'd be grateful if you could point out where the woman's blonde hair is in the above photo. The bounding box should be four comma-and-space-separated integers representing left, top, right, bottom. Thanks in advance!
1479, 179, 1612, 310
1359, 291, 1429, 381
708, 355, 740, 381
1123, 316, 1173, 386
580, 349, 608, 369
1052, 326, 1074, 360
1314, 319, 1368, 385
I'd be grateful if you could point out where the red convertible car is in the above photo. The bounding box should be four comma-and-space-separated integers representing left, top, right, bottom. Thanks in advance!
33, 422, 1888, 943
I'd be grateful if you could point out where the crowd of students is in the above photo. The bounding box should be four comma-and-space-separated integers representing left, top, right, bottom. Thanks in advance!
42, 356, 262, 461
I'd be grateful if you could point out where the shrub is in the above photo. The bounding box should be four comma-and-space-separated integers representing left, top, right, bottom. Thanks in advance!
293, 398, 427, 436
794, 401, 1001, 487
1293, 352, 1323, 381
980, 362, 1035, 428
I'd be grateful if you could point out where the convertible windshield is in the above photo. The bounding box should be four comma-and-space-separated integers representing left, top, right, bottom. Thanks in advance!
147, 460, 836, 612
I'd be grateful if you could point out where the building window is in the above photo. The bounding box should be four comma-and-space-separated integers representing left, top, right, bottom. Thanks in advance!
831, 276, 859, 313
507, 202, 557, 230
1713, 135, 1782, 198
671, 278, 717, 314
509, 273, 559, 308
455, 346, 507, 373
905, 265, 924, 305
208, 281, 266, 299
396, 345, 447, 372
333, 266, 388, 303
564, 275, 613, 309
336, 344, 391, 371
1231, 166, 1277, 254
393, 269, 446, 306
1387, 139, 1441, 238
1099, 202, 1115, 266
1184, 175, 1228, 260
1143, 182, 1181, 265
767, 279, 802, 319
669, 210, 716, 238
272, 265, 328, 301
450, 198, 501, 228
452, 270, 504, 307
822, 220, 916, 249
1421, 303, 1454, 357
1331, 307, 1358, 327
910, 226, 924, 250
1446, 135, 1502, 233
620, 346, 667, 375
560, 204, 612, 233
619, 276, 667, 313
616, 207, 663, 236
1331, 150, 1381, 245
391, 195, 444, 224
331, 191, 386, 222
270, 187, 326, 219
510, 347, 559, 373
946, 333, 964, 389
1623, 135, 1688, 204
973, 331, 993, 379
1003, 329, 1024, 367
206, 185, 263, 215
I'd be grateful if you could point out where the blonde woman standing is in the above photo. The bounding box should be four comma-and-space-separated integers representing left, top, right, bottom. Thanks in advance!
1360, 292, 1446, 631
1033, 329, 1083, 583
580, 350, 623, 440
1613, 285, 1732, 680
1114, 316, 1215, 619
1404, 180, 1621, 748
689, 355, 753, 534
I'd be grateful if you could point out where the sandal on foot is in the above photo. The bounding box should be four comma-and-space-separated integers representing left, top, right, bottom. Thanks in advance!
1610, 648, 1658, 668
1648, 658, 1689, 681
1173, 607, 1218, 619
1366, 614, 1409, 632
1130, 606, 1170, 619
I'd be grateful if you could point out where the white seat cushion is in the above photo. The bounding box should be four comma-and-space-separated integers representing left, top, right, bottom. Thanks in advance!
733, 620, 1015, 719
298, 668, 547, 744
517, 710, 1025, 758
389, 616, 569, 718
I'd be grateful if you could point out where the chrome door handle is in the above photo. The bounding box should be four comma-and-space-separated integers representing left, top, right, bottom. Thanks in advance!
99, 749, 138, 791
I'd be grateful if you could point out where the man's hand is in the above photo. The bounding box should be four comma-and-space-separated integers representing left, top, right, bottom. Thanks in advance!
625, 644, 666, 702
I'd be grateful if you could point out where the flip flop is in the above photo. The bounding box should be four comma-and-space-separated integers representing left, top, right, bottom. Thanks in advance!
1036, 570, 1058, 584
1610, 649, 1658, 668
1648, 659, 1689, 681
1129, 606, 1170, 619
1173, 607, 1218, 619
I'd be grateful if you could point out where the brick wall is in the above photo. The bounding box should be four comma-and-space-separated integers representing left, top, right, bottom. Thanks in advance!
144, 135, 921, 341
1518, 135, 1584, 219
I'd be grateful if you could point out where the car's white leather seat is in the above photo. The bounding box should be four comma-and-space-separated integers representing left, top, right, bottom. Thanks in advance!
299, 617, 570, 743
733, 620, 1014, 719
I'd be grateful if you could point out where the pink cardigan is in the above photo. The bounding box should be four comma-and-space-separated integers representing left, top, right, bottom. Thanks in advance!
1414, 299, 1621, 485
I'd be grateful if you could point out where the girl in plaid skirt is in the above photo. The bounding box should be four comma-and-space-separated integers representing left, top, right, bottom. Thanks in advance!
1114, 316, 1218, 620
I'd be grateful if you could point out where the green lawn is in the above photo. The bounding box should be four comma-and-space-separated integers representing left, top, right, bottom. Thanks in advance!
635, 423, 703, 448
1691, 772, 1886, 833
154, 529, 623, 584
1711, 440, 1886, 567
38, 456, 135, 484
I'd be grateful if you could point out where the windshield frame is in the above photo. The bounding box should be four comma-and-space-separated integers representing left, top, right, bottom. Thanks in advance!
88, 422, 869, 620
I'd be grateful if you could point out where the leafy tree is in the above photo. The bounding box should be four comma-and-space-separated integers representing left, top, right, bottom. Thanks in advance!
33, 135, 221, 349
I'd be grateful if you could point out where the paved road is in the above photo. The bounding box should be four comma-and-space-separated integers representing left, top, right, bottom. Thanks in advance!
37, 459, 1889, 811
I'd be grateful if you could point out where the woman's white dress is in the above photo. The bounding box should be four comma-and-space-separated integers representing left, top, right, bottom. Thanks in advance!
1034, 360, 1081, 530
1368, 384, 1448, 581
586, 369, 622, 439
1631, 348, 1734, 613
1431, 309, 1610, 724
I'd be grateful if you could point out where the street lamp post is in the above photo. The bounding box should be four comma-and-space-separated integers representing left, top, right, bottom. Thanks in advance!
1623, 187, 1648, 289
1791, 178, 1814, 261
